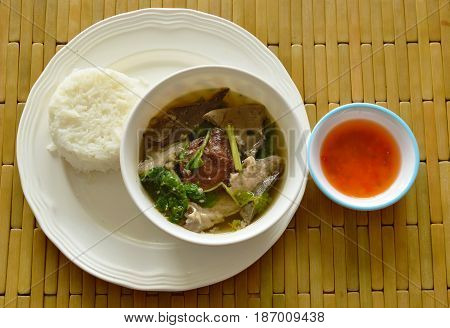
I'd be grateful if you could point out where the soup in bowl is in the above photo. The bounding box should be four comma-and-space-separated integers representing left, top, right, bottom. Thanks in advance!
120, 66, 308, 246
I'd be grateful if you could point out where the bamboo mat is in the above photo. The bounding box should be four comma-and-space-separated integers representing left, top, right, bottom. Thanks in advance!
0, 0, 449, 309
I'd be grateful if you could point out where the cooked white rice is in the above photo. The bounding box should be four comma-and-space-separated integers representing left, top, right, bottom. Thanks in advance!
48, 68, 147, 172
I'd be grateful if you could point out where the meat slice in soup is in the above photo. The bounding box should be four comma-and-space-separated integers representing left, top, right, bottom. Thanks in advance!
179, 128, 234, 190
203, 104, 266, 157
144, 88, 229, 146
184, 191, 240, 232
229, 155, 283, 193
139, 142, 185, 173
138, 88, 286, 234
228, 156, 284, 228
239, 170, 281, 223
172, 88, 229, 126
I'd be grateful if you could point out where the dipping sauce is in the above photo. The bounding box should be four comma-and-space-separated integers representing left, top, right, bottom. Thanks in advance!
320, 119, 400, 197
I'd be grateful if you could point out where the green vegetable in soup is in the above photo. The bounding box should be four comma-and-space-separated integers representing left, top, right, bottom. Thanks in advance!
184, 182, 206, 202
229, 219, 243, 231
233, 190, 271, 214
234, 190, 255, 207
155, 194, 188, 223
226, 124, 242, 171
253, 192, 271, 214
220, 182, 240, 205
139, 166, 206, 223
176, 142, 189, 162
202, 191, 220, 208
185, 130, 211, 170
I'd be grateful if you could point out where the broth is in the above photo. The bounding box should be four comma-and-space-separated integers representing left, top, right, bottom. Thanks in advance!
139, 88, 286, 233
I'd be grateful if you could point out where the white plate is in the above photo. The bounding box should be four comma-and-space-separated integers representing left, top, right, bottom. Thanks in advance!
17, 9, 309, 291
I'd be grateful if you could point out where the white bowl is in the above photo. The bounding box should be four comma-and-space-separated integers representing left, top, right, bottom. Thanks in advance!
121, 65, 308, 246
307, 103, 419, 211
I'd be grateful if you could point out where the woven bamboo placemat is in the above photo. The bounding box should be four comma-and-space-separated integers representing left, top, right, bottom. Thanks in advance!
0, 0, 449, 308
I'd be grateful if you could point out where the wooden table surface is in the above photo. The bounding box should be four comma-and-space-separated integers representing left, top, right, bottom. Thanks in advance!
0, 0, 449, 308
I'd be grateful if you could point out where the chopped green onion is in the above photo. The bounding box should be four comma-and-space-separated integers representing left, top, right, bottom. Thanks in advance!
229, 219, 243, 231
185, 130, 211, 170
226, 124, 242, 171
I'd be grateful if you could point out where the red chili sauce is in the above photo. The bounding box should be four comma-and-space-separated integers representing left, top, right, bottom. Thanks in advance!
320, 119, 401, 197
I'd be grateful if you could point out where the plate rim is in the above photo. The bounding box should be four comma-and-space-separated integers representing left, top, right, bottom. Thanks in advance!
17, 8, 309, 290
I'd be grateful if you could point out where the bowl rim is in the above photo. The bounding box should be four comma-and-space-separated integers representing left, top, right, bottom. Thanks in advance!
120, 64, 308, 246
307, 102, 420, 211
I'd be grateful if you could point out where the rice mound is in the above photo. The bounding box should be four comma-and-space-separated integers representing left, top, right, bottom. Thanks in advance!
48, 68, 147, 172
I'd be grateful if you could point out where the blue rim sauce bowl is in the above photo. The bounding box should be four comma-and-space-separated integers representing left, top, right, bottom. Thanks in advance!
307, 103, 419, 211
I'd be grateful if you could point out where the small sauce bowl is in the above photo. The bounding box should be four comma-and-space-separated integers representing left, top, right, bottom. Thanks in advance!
307, 103, 419, 211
